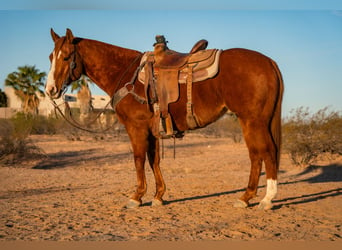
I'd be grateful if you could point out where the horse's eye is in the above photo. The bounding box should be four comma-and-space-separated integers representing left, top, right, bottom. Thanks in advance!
63, 56, 69, 61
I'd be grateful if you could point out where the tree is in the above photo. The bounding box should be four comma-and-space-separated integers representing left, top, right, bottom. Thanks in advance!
5, 65, 46, 115
0, 88, 7, 107
71, 75, 93, 122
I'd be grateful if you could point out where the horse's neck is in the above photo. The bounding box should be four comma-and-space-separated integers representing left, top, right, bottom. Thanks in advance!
79, 39, 142, 96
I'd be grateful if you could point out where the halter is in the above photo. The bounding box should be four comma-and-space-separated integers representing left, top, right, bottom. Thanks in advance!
48, 44, 145, 133
61, 44, 79, 94
47, 36, 80, 96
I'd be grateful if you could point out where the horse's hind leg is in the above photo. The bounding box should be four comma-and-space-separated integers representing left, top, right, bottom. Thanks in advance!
258, 141, 278, 210
147, 134, 166, 206
235, 119, 278, 210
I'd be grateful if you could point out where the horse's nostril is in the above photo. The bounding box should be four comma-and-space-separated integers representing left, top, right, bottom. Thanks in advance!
46, 85, 57, 97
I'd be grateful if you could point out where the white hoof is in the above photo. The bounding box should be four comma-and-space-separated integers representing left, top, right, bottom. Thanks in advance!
258, 200, 273, 210
151, 199, 164, 207
126, 199, 141, 209
233, 199, 248, 208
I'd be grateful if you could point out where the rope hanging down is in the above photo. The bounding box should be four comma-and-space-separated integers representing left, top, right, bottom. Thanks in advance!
48, 55, 144, 134
49, 97, 116, 133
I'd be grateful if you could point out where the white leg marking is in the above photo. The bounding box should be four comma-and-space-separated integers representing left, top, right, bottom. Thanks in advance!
259, 179, 277, 210
265, 179, 278, 200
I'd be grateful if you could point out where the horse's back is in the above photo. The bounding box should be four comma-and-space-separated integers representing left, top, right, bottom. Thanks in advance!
169, 47, 282, 130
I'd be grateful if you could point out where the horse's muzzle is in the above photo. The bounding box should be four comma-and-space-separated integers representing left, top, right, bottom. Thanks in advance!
45, 85, 60, 99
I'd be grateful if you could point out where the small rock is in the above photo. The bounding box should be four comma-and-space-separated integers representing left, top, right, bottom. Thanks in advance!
5, 222, 14, 228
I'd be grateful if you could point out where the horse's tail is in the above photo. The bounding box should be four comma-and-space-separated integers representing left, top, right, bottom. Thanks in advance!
270, 60, 284, 170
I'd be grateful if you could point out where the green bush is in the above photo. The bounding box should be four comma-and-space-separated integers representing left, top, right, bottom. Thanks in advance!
282, 107, 342, 166
5, 112, 62, 135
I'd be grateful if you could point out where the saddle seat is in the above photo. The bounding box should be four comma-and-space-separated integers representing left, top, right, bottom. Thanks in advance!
154, 39, 208, 68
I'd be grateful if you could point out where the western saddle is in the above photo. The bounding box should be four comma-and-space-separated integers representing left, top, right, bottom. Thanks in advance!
139, 35, 221, 138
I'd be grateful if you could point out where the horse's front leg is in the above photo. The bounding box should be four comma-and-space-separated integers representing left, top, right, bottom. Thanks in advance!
147, 134, 166, 206
125, 127, 149, 209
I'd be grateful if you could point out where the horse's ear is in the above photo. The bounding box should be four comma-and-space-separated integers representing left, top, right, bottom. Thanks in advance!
66, 28, 75, 43
50, 28, 60, 42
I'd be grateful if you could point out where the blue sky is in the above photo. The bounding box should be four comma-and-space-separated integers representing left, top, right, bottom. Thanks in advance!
0, 1, 341, 116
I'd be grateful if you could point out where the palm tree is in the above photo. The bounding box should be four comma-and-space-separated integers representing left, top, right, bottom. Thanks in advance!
5, 65, 46, 115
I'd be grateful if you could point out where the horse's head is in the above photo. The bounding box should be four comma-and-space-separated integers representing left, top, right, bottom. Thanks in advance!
45, 28, 83, 99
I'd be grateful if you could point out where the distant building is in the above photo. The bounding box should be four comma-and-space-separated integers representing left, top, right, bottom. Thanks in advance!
0, 87, 112, 118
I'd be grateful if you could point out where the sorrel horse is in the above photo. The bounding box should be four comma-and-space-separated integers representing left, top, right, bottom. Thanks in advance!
45, 28, 283, 210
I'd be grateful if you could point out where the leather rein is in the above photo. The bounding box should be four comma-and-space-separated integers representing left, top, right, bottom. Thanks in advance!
49, 48, 146, 134
49, 47, 177, 157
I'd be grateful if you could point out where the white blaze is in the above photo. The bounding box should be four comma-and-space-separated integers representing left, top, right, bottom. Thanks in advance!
45, 51, 61, 96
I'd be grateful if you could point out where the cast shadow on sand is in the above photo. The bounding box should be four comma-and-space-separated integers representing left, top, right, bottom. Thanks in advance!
32, 148, 341, 210
161, 187, 247, 207
271, 187, 341, 210
0, 185, 95, 200
295, 163, 342, 183
32, 149, 131, 170
271, 163, 342, 209
151, 163, 342, 209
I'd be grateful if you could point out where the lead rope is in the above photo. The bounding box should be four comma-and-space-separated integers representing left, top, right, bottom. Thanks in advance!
161, 137, 176, 159
48, 54, 143, 134
173, 136, 176, 159
161, 137, 164, 159
49, 97, 117, 133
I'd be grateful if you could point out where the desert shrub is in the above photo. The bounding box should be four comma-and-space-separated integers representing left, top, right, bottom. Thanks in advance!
31, 114, 62, 135
0, 115, 45, 165
196, 113, 243, 142
10, 112, 62, 135
282, 107, 342, 166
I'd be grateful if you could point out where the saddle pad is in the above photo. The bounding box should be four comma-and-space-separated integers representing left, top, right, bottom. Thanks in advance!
179, 49, 221, 84
138, 49, 222, 85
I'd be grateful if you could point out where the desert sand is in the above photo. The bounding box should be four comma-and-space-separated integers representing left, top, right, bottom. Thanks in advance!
0, 133, 341, 241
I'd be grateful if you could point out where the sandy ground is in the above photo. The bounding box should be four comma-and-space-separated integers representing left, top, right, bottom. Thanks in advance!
0, 133, 341, 241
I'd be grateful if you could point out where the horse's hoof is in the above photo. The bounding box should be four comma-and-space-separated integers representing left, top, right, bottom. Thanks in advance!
126, 199, 141, 209
258, 200, 273, 210
233, 199, 248, 208
151, 199, 164, 207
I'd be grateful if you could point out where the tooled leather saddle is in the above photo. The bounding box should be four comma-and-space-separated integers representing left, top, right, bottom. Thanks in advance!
138, 35, 222, 138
